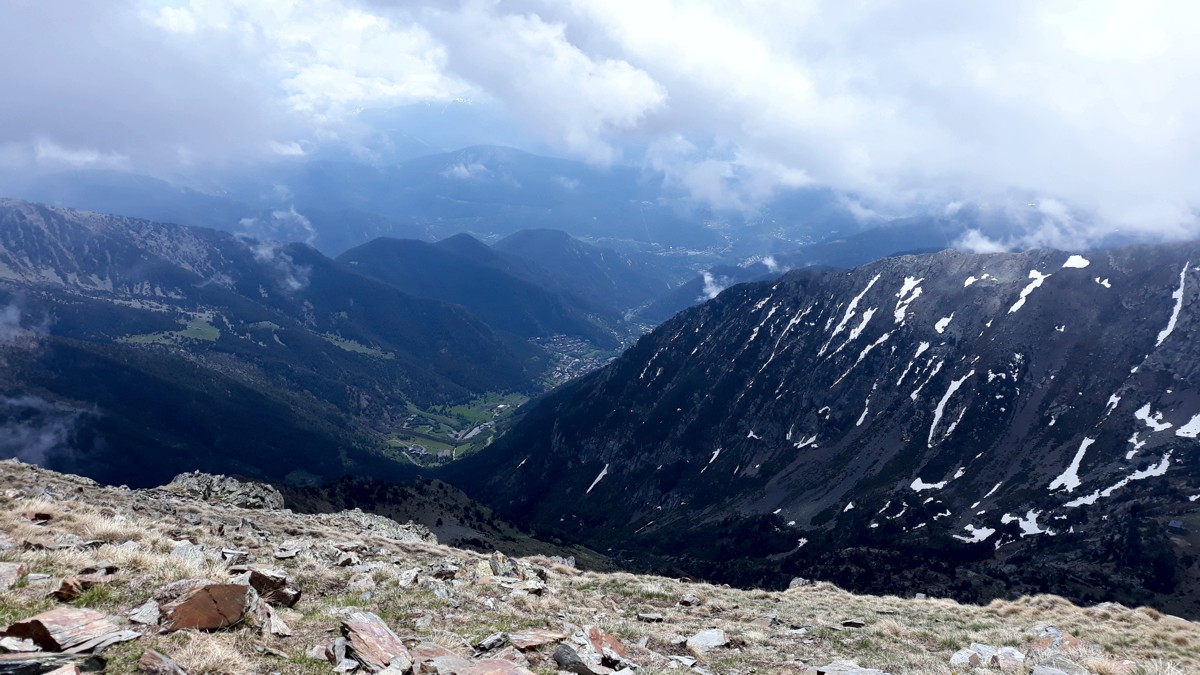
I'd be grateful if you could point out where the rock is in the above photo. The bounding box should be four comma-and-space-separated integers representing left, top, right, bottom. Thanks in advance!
553, 643, 602, 675
679, 593, 704, 606
788, 577, 814, 589
475, 632, 508, 652
229, 566, 301, 607
0, 562, 27, 589
220, 549, 249, 565
349, 573, 377, 592
411, 642, 474, 672
128, 600, 162, 626
583, 625, 626, 662
161, 471, 285, 509
337, 552, 361, 567
669, 655, 697, 667
342, 611, 412, 673
397, 568, 421, 588
500, 578, 546, 595
636, 613, 664, 623
949, 649, 982, 667
307, 644, 328, 661
339, 508, 437, 544
52, 574, 113, 601
0, 636, 39, 652
138, 649, 188, 674
1029, 626, 1089, 654
0, 607, 138, 653
78, 562, 117, 576
914, 593, 928, 600
488, 551, 521, 578
0, 653, 107, 672
686, 628, 728, 656
841, 619, 866, 628
547, 555, 576, 568
994, 646, 1026, 670
507, 629, 567, 650
429, 559, 460, 581
334, 658, 360, 673
160, 583, 254, 631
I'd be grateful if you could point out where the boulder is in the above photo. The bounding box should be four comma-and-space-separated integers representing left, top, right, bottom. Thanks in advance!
339, 508, 437, 544
0, 653, 107, 672
679, 593, 704, 606
127, 600, 161, 626
0, 607, 138, 653
686, 629, 728, 656
552, 644, 602, 675
342, 611, 412, 673
160, 583, 254, 631
228, 566, 301, 607
636, 613, 664, 623
806, 661, 889, 674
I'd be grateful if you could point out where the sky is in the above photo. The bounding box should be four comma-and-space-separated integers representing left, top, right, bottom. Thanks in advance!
1, 0, 1199, 248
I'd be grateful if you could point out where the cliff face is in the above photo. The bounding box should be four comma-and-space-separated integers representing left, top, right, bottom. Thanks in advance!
453, 244, 1200, 615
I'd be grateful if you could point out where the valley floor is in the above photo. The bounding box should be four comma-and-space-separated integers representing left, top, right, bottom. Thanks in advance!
0, 460, 1196, 674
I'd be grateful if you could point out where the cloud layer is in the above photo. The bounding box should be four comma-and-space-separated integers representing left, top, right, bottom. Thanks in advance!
2, 0, 1198, 242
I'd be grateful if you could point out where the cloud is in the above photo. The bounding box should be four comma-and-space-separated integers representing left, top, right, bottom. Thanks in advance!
239, 206, 318, 246
4, 1, 1200, 246
0, 296, 50, 343
441, 162, 489, 180
0, 395, 89, 466
698, 270, 730, 301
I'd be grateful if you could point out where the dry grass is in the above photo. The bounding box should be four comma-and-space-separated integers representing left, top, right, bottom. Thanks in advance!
1, 459, 1198, 675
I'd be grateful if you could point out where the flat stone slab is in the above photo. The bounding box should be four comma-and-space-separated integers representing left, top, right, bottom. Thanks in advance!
1, 607, 137, 653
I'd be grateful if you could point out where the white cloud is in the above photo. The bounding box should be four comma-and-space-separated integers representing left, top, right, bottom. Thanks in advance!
3, 0, 1200, 245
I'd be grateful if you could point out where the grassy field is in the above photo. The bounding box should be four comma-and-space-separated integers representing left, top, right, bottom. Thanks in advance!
389, 393, 529, 465
119, 314, 221, 345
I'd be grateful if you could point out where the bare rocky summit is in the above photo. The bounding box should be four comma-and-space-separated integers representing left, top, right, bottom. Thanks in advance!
0, 459, 1197, 674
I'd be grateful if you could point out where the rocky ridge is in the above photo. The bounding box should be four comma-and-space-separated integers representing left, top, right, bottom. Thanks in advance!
1, 460, 1197, 674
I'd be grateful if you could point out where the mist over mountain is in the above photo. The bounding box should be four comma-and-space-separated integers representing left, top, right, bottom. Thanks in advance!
450, 242, 1200, 617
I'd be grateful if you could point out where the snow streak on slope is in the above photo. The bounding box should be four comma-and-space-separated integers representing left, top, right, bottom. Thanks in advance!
1009, 270, 1051, 314
1178, 413, 1200, 438
893, 277, 923, 324
586, 464, 609, 493
1156, 262, 1190, 347
1062, 255, 1090, 269
928, 370, 975, 446
1065, 452, 1174, 508
818, 274, 880, 356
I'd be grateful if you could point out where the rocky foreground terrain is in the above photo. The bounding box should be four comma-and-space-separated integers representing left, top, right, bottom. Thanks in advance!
0, 460, 1197, 675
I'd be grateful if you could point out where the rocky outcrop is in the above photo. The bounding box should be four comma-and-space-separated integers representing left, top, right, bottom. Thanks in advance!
160, 472, 286, 510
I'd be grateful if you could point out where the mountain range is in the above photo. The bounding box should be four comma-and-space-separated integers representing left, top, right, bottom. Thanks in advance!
450, 243, 1200, 617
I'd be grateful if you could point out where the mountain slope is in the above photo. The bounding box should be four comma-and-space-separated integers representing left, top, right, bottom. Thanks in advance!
338, 237, 619, 348
494, 228, 671, 315
451, 244, 1200, 616
0, 199, 543, 485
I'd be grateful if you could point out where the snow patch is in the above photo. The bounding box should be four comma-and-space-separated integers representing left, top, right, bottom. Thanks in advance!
843, 502, 855, 513
934, 314, 954, 334
1095, 277, 1111, 288
954, 524, 996, 543
964, 276, 979, 287
856, 398, 871, 426
928, 370, 975, 446
1135, 403, 1173, 432
1008, 270, 1051, 314
1001, 510, 1047, 536
911, 477, 948, 492
893, 277, 924, 324
1156, 262, 1190, 347
586, 464, 609, 494
747, 430, 761, 440
1066, 452, 1173, 508
794, 434, 818, 449
1062, 255, 1090, 269
1177, 413, 1200, 438
1048, 438, 1094, 493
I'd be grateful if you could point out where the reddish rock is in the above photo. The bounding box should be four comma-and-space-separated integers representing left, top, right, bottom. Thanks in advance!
584, 625, 626, 659
162, 584, 252, 631
139, 649, 188, 674
411, 642, 474, 672
44, 664, 81, 675
0, 606, 138, 653
52, 574, 114, 601
342, 611, 412, 673
0, 561, 26, 590
507, 629, 567, 650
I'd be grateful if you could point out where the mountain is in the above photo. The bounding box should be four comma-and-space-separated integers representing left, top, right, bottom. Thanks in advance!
450, 243, 1200, 617
337, 237, 620, 348
0, 199, 544, 486
493, 229, 673, 316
